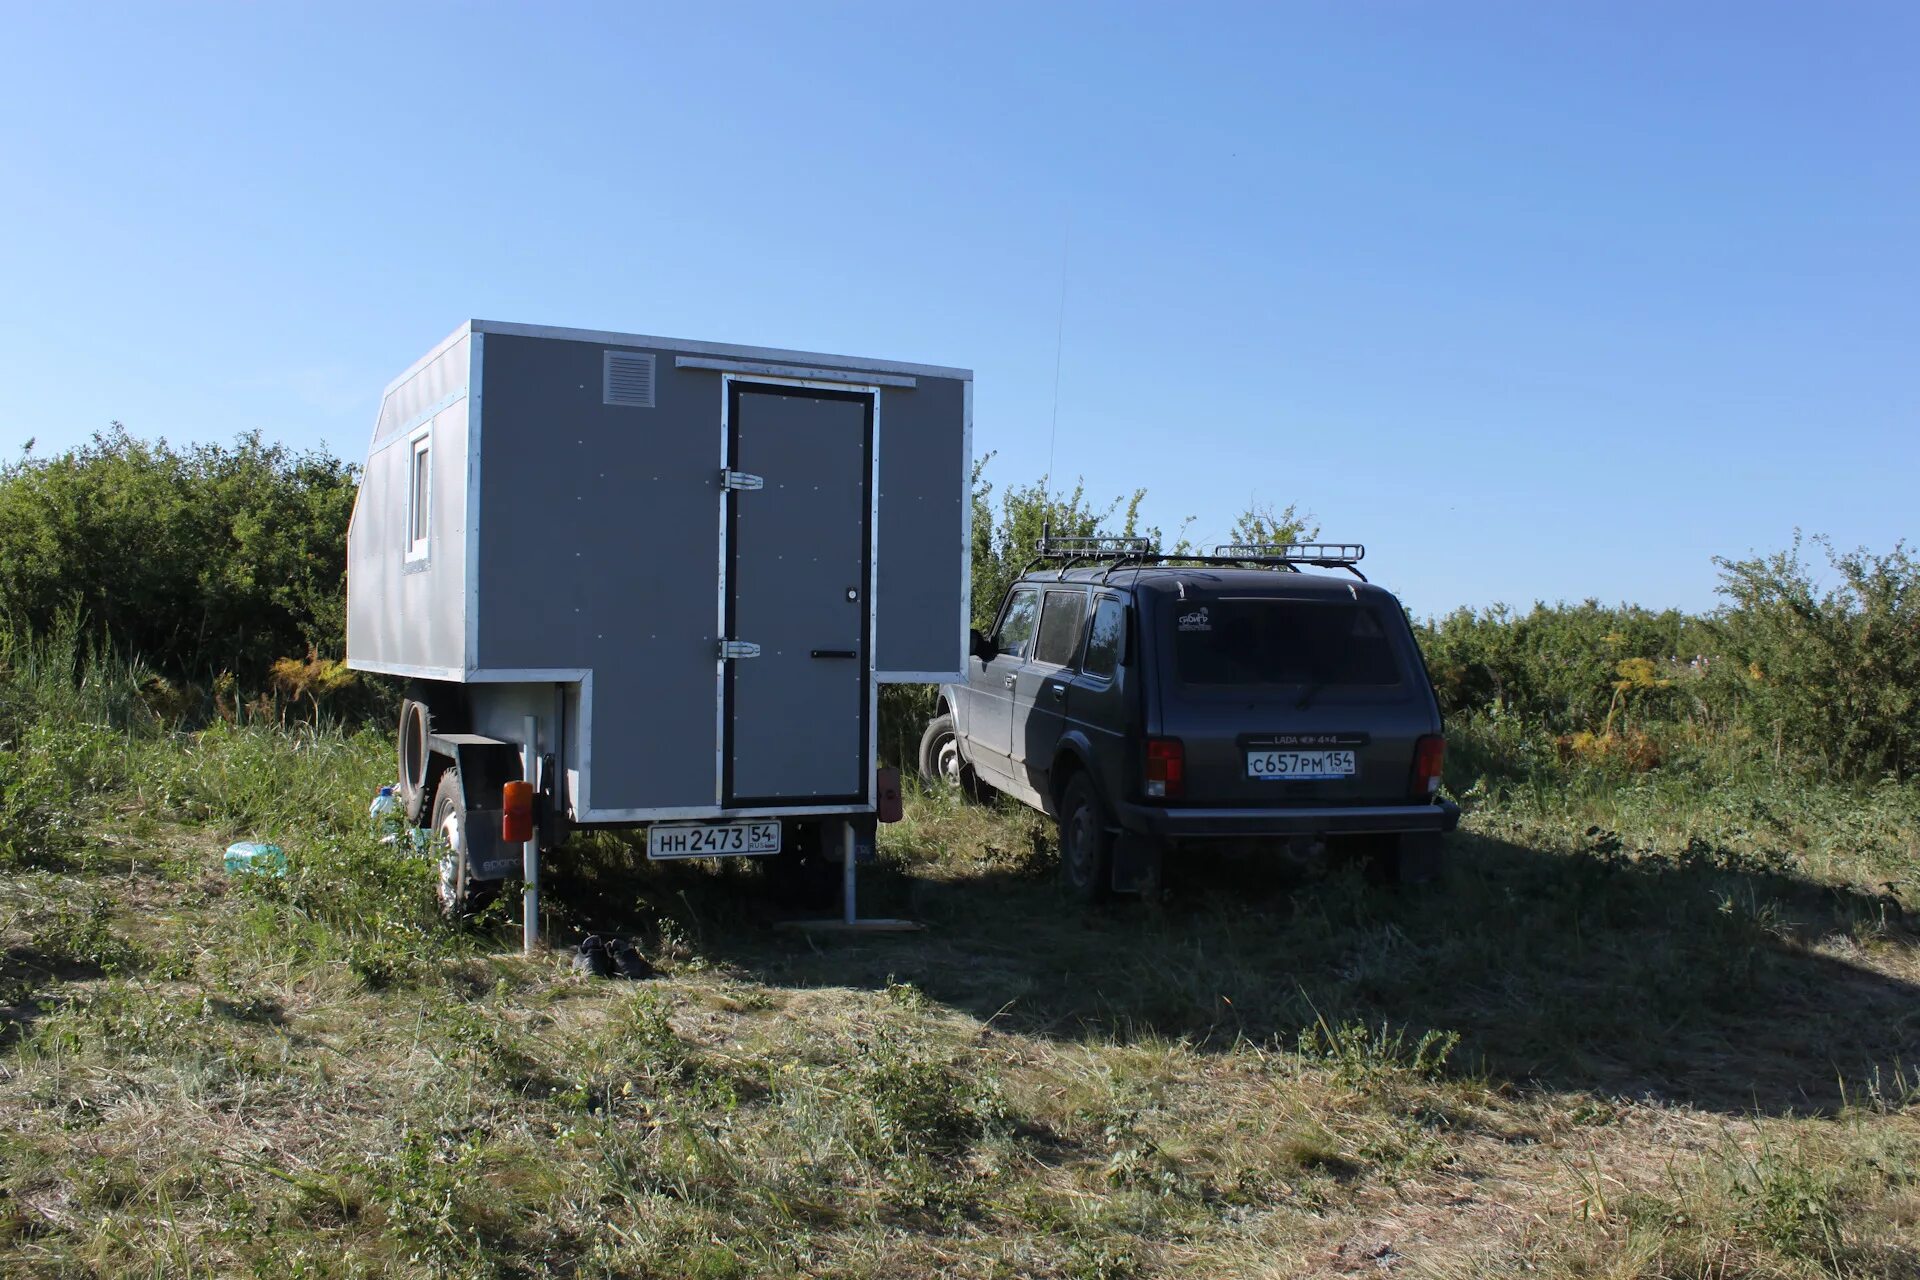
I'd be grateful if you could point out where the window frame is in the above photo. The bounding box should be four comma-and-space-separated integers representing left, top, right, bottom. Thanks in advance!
1032, 587, 1090, 671
1170, 595, 1407, 689
991, 587, 1041, 660
405, 426, 432, 564
1078, 594, 1127, 682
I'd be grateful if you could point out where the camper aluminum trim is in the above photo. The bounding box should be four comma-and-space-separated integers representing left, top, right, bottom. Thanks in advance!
711, 371, 886, 810
381, 322, 474, 399
675, 355, 917, 388
474, 319, 971, 382
957, 377, 974, 680
351, 659, 466, 682
368, 389, 465, 458
464, 332, 485, 674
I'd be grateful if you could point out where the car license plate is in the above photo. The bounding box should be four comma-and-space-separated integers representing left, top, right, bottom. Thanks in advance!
646, 820, 782, 860
1247, 749, 1356, 780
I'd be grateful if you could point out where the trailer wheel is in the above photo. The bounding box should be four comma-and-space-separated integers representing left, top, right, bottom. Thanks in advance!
398, 699, 432, 824
429, 767, 496, 920
1058, 775, 1114, 903
918, 713, 980, 796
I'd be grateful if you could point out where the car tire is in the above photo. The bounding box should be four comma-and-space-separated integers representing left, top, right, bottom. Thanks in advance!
917, 713, 980, 795
1057, 775, 1114, 902
429, 767, 497, 920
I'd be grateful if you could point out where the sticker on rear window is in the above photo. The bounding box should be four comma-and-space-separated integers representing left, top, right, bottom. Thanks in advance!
1177, 607, 1211, 632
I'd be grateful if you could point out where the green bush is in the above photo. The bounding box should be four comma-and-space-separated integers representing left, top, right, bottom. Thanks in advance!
1417, 537, 1920, 782
0, 426, 357, 686
1715, 535, 1920, 779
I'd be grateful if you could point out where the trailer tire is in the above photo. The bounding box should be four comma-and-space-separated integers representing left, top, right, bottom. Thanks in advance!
429, 767, 496, 920
398, 699, 433, 823
1058, 775, 1114, 903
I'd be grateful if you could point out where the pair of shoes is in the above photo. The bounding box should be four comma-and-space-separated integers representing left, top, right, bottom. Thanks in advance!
606, 937, 654, 980
572, 934, 654, 980
572, 934, 614, 977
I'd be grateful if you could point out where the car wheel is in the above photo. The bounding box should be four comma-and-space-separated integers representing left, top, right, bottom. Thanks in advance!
917, 713, 979, 794
1057, 775, 1114, 902
429, 768, 497, 920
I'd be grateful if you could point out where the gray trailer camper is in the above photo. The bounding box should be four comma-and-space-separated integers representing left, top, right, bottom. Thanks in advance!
346, 320, 971, 935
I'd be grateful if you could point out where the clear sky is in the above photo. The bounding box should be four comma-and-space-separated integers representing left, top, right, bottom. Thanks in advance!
2, 2, 1913, 619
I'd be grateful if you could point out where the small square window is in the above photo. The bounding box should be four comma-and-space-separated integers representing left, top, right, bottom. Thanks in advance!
406, 433, 431, 561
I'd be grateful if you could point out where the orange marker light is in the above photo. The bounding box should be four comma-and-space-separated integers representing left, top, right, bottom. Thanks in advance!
502, 781, 534, 843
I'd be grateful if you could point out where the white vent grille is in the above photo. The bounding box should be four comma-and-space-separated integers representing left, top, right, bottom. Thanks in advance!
603, 351, 656, 407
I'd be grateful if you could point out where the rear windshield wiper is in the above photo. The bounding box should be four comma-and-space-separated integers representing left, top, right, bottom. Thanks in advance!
1295, 678, 1328, 711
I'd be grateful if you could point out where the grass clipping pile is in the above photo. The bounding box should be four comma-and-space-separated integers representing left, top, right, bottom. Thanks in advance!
2, 722, 1919, 1278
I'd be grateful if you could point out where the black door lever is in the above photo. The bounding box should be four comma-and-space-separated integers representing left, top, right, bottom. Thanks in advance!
810, 650, 859, 659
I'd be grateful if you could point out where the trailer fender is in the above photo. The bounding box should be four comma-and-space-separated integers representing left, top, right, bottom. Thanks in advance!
428, 733, 525, 882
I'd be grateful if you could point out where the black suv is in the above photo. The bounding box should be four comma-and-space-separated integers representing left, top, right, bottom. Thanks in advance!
918, 540, 1458, 898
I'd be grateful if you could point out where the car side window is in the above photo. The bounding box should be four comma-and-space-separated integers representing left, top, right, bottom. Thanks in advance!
1033, 590, 1088, 669
1081, 596, 1124, 679
993, 589, 1040, 659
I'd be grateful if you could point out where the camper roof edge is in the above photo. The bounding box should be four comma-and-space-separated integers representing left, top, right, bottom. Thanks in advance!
471, 319, 973, 383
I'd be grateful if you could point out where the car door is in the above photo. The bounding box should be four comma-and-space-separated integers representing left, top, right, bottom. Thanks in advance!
1064, 593, 1131, 802
960, 587, 1039, 782
1011, 587, 1088, 803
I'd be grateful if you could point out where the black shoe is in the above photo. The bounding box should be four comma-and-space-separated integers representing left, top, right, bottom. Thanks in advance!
607, 937, 654, 980
571, 935, 614, 978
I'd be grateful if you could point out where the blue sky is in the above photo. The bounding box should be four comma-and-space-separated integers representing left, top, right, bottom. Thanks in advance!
2, 2, 1912, 619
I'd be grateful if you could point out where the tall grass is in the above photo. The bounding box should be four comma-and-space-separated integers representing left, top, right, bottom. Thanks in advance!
0, 620, 393, 868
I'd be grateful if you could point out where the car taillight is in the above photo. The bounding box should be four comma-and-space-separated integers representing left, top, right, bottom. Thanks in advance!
1144, 738, 1184, 800
1410, 735, 1445, 800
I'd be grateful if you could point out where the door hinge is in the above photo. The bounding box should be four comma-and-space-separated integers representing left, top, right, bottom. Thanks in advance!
718, 640, 761, 660
720, 470, 764, 491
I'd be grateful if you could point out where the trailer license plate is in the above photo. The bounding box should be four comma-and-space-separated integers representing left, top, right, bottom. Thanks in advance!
646, 820, 782, 860
1247, 749, 1356, 780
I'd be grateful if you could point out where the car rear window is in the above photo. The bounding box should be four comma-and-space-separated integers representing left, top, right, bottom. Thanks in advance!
1171, 597, 1402, 687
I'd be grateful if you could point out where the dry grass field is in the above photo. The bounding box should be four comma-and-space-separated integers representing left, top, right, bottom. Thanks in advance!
2, 723, 1918, 1278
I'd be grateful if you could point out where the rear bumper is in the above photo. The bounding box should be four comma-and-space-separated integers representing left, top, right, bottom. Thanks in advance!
1114, 797, 1461, 840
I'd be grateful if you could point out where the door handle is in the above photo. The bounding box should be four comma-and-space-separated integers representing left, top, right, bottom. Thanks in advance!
1049, 684, 1066, 700
1003, 675, 1016, 688
810, 650, 858, 659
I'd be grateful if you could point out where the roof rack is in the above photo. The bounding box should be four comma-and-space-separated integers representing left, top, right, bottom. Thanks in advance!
1034, 535, 1156, 560
1022, 532, 1370, 582
1213, 542, 1365, 565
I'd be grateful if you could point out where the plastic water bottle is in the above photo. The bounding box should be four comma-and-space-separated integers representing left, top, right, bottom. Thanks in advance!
370, 785, 400, 838
369, 786, 427, 850
224, 842, 287, 876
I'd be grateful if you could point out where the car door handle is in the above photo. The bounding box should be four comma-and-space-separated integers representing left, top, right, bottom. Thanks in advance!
810, 650, 858, 659
1049, 684, 1066, 700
